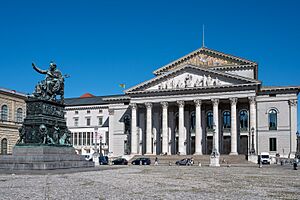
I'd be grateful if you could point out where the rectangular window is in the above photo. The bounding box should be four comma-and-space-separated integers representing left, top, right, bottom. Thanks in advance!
269, 138, 277, 151
87, 110, 90, 114
91, 132, 94, 145
98, 117, 103, 126
75, 110, 78, 115
74, 133, 77, 146
70, 132, 73, 145
106, 131, 109, 147
99, 109, 103, 113
79, 132, 82, 145
83, 132, 86, 145
87, 132, 90, 145
86, 118, 91, 126
74, 118, 79, 127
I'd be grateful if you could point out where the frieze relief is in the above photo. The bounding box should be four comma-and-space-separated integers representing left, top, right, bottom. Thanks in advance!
27, 101, 64, 117
147, 72, 231, 91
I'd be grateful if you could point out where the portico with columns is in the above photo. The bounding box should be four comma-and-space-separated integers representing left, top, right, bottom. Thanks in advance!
128, 94, 258, 156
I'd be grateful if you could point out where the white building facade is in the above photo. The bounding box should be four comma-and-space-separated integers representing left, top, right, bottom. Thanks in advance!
65, 47, 299, 158
65, 96, 110, 155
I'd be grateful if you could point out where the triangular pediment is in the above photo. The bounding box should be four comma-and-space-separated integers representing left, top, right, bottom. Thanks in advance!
126, 65, 260, 94
153, 47, 256, 75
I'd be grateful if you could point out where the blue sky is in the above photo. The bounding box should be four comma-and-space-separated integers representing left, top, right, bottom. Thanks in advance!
0, 0, 300, 128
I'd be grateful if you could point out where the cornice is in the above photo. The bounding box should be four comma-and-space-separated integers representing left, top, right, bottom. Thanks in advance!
65, 105, 109, 111
127, 83, 259, 96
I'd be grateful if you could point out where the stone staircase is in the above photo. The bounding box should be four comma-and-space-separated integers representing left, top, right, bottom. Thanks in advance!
129, 154, 253, 166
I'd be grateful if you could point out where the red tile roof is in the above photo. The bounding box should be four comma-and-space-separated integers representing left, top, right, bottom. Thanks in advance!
80, 93, 95, 98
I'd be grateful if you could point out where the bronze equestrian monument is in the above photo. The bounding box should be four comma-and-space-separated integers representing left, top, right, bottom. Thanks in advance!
0, 62, 94, 170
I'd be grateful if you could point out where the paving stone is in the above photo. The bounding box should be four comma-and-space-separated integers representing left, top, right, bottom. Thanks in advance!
0, 165, 299, 199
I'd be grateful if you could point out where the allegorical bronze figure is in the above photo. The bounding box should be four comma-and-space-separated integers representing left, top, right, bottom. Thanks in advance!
32, 61, 65, 103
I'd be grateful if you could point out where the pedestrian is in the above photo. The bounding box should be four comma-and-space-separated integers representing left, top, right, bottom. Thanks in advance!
154, 157, 158, 166
190, 157, 194, 166
293, 159, 298, 170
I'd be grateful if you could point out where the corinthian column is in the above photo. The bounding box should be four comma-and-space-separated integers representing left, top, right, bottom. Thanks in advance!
145, 102, 153, 154
161, 102, 168, 154
212, 99, 219, 153
130, 103, 138, 154
230, 98, 238, 155
194, 99, 202, 155
249, 97, 257, 154
289, 99, 298, 156
177, 100, 186, 155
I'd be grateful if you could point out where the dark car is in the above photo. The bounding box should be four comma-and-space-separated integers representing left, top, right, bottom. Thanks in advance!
131, 157, 151, 165
99, 156, 108, 165
112, 158, 128, 165
175, 158, 192, 166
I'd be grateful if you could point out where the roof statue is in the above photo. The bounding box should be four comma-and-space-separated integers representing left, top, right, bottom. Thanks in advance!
32, 61, 66, 103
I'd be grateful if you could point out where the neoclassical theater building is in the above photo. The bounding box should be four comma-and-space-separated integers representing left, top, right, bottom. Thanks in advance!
65, 46, 299, 158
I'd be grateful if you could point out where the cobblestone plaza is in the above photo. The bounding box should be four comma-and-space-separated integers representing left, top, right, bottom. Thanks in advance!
0, 165, 299, 200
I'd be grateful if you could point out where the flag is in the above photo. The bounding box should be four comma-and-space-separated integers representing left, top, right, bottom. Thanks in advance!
119, 84, 126, 89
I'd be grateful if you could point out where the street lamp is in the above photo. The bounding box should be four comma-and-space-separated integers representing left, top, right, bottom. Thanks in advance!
211, 123, 219, 157
94, 127, 99, 153
99, 135, 102, 156
92, 127, 99, 166
210, 123, 220, 167
296, 131, 300, 159
250, 127, 255, 155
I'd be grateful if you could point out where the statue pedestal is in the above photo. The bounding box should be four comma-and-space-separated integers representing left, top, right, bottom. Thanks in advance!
209, 155, 220, 167
0, 146, 94, 170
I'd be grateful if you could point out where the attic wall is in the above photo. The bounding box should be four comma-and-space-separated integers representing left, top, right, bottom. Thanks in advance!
223, 68, 254, 79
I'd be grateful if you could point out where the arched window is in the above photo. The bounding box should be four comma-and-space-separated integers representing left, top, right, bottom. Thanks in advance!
207, 111, 213, 130
223, 111, 231, 129
269, 109, 277, 130
1, 105, 8, 121
239, 110, 248, 131
16, 108, 23, 123
190, 112, 196, 131
1, 138, 7, 155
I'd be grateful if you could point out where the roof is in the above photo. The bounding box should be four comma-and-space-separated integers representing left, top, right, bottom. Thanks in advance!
80, 93, 95, 98
65, 94, 129, 106
0, 87, 27, 98
153, 46, 257, 75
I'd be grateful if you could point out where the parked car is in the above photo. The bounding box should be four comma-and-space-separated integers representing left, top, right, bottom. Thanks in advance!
83, 154, 93, 161
131, 157, 151, 165
175, 158, 192, 166
99, 156, 109, 165
260, 152, 271, 165
112, 158, 128, 165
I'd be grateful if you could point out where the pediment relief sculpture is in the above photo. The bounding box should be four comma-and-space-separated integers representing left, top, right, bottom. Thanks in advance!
147, 73, 230, 91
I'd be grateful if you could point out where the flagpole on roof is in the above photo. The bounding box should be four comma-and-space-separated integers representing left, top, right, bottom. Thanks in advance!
202, 24, 205, 48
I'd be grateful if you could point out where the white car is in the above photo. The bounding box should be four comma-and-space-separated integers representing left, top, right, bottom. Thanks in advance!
260, 152, 271, 164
